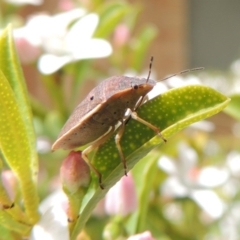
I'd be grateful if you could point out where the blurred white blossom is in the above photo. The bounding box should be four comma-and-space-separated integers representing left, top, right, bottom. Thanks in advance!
158, 142, 228, 219
218, 202, 240, 240
12, 9, 112, 74
38, 12, 112, 74
127, 231, 156, 240
4, 0, 43, 5
30, 190, 69, 240
12, 9, 85, 63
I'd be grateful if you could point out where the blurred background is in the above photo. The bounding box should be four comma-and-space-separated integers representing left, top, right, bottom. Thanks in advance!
1, 0, 240, 239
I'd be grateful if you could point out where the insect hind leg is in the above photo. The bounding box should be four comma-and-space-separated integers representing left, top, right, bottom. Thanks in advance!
115, 121, 128, 176
82, 126, 115, 189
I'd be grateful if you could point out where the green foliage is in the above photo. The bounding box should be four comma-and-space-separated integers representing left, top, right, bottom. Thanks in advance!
0, 1, 235, 239
224, 94, 240, 121
95, 2, 130, 38
0, 25, 39, 235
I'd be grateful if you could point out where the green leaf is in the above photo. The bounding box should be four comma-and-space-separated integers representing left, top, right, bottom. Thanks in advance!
130, 153, 161, 233
224, 94, 240, 121
0, 25, 39, 223
0, 224, 16, 240
131, 25, 158, 71
0, 25, 38, 171
71, 85, 230, 239
95, 2, 129, 38
0, 210, 31, 235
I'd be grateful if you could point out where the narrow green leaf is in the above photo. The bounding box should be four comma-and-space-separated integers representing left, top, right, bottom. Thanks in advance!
0, 25, 39, 223
95, 2, 129, 37
0, 71, 39, 224
131, 25, 158, 71
130, 153, 160, 233
0, 210, 31, 235
0, 25, 38, 179
224, 94, 240, 121
0, 224, 16, 240
71, 85, 230, 239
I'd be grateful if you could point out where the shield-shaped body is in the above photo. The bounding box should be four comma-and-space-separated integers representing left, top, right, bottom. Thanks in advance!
52, 76, 157, 150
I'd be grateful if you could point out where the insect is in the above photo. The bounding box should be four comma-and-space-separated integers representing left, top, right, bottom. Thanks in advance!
52, 57, 202, 189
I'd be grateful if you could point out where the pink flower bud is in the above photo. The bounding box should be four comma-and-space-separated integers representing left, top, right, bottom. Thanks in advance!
105, 172, 137, 216
127, 231, 156, 240
113, 24, 130, 47
60, 151, 90, 194
58, 0, 75, 11
1, 170, 17, 201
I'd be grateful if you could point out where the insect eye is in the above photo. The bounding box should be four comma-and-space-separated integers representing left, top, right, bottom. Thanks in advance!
90, 96, 94, 100
133, 85, 138, 90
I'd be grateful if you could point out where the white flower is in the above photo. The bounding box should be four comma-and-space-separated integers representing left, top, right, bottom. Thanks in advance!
4, 0, 43, 5
38, 12, 112, 74
30, 190, 69, 240
158, 142, 228, 219
12, 9, 112, 74
127, 231, 156, 240
12, 9, 85, 62
219, 202, 240, 240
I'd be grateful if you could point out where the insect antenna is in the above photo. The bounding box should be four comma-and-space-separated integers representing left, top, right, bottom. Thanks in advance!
146, 56, 154, 83
159, 67, 204, 82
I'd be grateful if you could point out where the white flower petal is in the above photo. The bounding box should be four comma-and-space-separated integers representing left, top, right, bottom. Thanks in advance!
221, 179, 239, 198
178, 142, 198, 169
31, 190, 69, 240
161, 176, 188, 197
189, 120, 215, 132
5, 0, 43, 5
23, 9, 85, 47
38, 190, 67, 214
71, 39, 112, 59
167, 75, 201, 88
36, 137, 51, 154
198, 167, 229, 187
17, 15, 51, 46
231, 59, 240, 76
163, 203, 183, 222
157, 155, 177, 174
167, 76, 185, 88
148, 82, 168, 100
219, 202, 240, 239
30, 205, 69, 240
226, 151, 240, 176
66, 13, 99, 44
51, 9, 86, 33
191, 190, 225, 219
30, 15, 55, 44
127, 231, 155, 240
38, 54, 72, 74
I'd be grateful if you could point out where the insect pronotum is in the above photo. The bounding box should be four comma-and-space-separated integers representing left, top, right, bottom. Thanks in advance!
52, 57, 203, 189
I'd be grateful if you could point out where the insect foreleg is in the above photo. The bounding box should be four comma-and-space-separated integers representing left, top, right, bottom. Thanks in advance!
134, 95, 150, 111
130, 111, 167, 143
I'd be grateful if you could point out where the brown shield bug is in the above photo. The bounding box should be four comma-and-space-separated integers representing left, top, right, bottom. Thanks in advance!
52, 57, 202, 189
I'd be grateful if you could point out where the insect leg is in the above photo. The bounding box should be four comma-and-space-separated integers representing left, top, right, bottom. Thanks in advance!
130, 111, 167, 142
82, 126, 115, 189
115, 121, 128, 176
134, 95, 149, 111
134, 96, 144, 110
